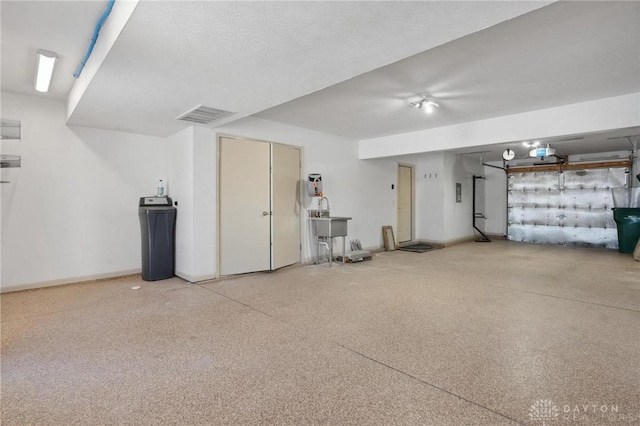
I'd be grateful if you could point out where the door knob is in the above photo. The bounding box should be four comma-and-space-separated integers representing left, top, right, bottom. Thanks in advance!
262, 211, 269, 216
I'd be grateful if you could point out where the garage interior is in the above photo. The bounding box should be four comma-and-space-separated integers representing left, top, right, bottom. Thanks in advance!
2, 1, 639, 424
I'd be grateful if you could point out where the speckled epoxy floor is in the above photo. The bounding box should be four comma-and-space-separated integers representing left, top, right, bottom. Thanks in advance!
2, 241, 639, 425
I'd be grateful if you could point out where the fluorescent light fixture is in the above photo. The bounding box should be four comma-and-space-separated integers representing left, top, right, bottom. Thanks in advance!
34, 49, 58, 92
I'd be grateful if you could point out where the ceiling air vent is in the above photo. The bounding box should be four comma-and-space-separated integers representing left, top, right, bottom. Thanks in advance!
176, 105, 235, 125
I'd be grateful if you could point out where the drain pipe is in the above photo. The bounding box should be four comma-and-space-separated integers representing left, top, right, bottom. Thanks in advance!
74, 0, 116, 78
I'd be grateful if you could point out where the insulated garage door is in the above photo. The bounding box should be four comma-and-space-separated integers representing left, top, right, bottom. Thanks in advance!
508, 168, 627, 249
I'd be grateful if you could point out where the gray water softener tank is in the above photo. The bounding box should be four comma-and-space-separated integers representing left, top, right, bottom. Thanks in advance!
139, 197, 176, 281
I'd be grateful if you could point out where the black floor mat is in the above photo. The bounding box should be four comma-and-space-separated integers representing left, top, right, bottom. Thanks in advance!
397, 243, 437, 253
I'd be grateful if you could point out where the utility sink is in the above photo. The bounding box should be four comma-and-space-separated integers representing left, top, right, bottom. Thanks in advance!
310, 216, 351, 237
309, 210, 352, 266
308, 209, 330, 218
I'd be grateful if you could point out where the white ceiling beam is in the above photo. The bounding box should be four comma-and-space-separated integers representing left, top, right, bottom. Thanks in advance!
66, 0, 139, 121
359, 93, 640, 159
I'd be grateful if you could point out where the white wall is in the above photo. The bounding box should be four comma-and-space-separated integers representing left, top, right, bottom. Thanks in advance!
1, 91, 168, 292
162, 118, 404, 281
162, 117, 401, 280
0, 103, 409, 289
442, 153, 484, 242
163, 126, 218, 283
215, 117, 399, 263
203, 118, 484, 269
165, 127, 195, 279
338, 150, 487, 246
413, 152, 445, 242
0, 93, 517, 291
0, 95, 493, 290
191, 126, 217, 280
410, 152, 485, 244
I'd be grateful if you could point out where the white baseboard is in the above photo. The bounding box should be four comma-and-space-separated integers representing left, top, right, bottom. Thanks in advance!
175, 270, 216, 284
1, 269, 142, 293
418, 236, 475, 247
485, 234, 508, 240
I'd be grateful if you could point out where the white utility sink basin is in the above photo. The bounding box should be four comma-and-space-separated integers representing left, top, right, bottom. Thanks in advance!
309, 216, 351, 237
309, 215, 352, 266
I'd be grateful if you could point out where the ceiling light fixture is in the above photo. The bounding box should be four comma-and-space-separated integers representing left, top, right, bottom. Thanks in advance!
522, 141, 540, 148
34, 49, 58, 93
529, 143, 556, 160
410, 97, 439, 114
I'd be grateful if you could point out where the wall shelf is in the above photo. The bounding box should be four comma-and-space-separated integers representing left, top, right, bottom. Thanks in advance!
1, 155, 21, 168
1, 119, 21, 183
1, 119, 21, 140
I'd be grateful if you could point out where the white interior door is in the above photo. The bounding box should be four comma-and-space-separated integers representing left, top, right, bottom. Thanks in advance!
271, 144, 301, 269
397, 165, 413, 243
219, 137, 271, 275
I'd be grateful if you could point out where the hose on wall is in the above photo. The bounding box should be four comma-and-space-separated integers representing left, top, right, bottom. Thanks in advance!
73, 0, 116, 78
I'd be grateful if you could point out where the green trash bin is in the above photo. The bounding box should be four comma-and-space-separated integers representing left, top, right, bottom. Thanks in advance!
612, 208, 640, 254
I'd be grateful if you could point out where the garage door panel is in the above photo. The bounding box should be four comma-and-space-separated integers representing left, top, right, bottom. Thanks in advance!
559, 209, 616, 229
508, 224, 618, 248
508, 189, 561, 206
564, 227, 618, 248
508, 167, 625, 249
509, 173, 559, 191
563, 168, 627, 189
559, 188, 614, 210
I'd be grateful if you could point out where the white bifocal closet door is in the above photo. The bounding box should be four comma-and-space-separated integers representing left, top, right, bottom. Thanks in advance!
219, 137, 271, 275
271, 143, 301, 269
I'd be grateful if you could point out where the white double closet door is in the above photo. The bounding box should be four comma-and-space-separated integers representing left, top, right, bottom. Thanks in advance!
219, 137, 301, 276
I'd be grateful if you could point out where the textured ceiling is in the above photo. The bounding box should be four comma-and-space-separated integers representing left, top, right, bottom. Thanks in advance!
64, 1, 550, 136
3, 0, 637, 162
0, 1, 108, 100
256, 1, 640, 140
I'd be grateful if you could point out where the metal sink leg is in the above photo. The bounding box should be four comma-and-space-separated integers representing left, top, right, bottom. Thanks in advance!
317, 237, 332, 267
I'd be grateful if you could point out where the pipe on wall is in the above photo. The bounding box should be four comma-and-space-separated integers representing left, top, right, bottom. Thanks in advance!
73, 0, 116, 78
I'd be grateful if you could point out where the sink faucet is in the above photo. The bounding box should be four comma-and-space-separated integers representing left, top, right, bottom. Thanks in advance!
319, 196, 330, 213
